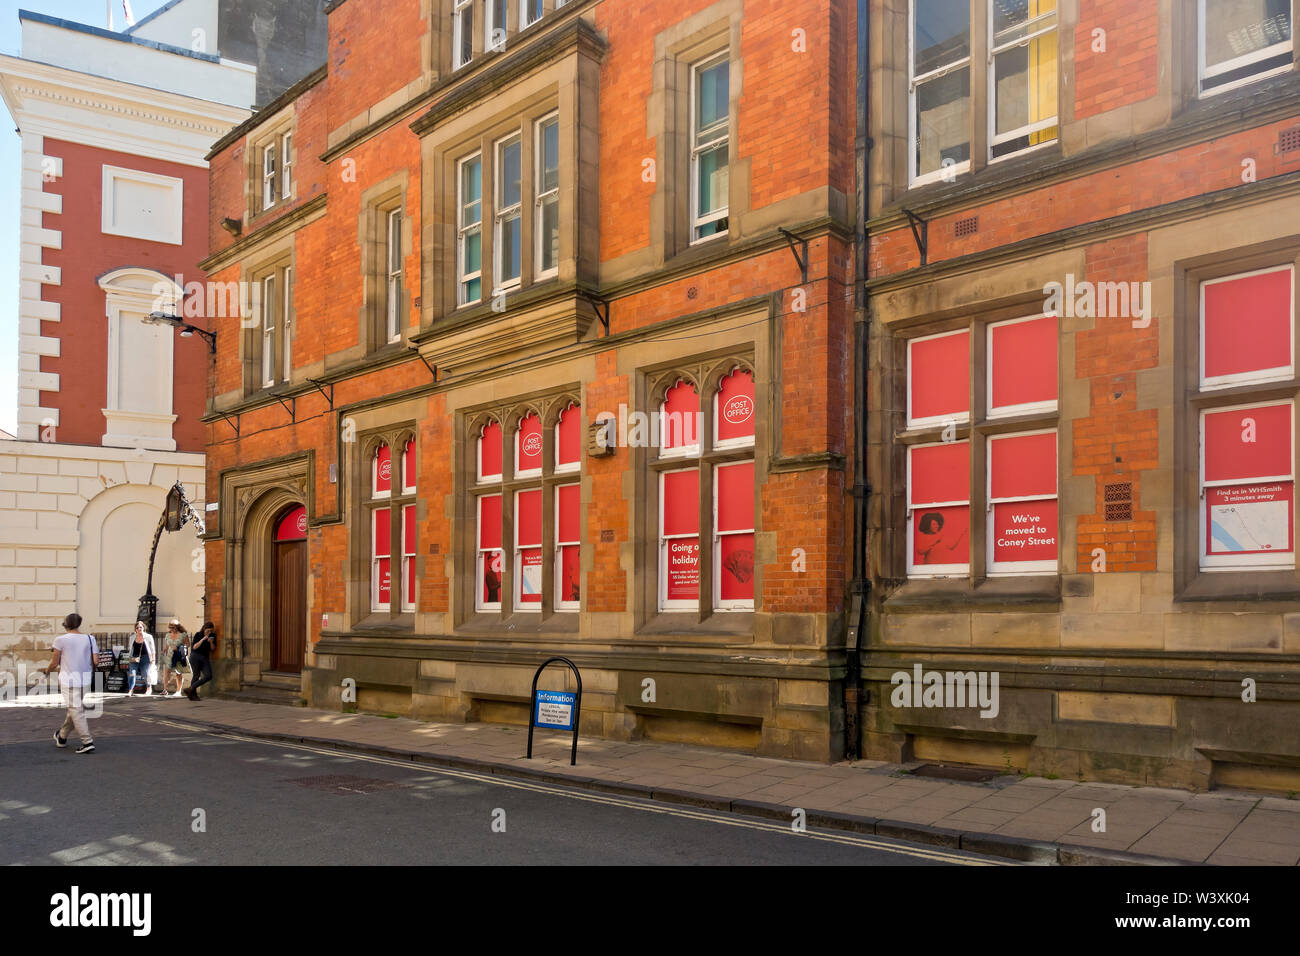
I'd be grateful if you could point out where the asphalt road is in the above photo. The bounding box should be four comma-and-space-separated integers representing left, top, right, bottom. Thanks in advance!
0, 701, 1009, 866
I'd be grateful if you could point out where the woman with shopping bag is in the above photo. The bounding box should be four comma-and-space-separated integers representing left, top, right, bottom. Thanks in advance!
161, 619, 190, 698
125, 620, 157, 696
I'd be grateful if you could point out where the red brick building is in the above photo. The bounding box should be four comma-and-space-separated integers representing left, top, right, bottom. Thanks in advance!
202, 0, 860, 759
863, 0, 1300, 789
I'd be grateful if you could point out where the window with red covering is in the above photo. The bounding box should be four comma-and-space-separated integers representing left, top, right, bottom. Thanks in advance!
660, 468, 700, 609
907, 329, 969, 428
275, 505, 307, 541
477, 492, 503, 610
661, 379, 701, 455
515, 488, 543, 608
987, 315, 1057, 418
372, 506, 391, 610
402, 503, 416, 611
714, 368, 755, 448
373, 442, 392, 498
714, 460, 754, 608
555, 402, 581, 473
402, 438, 416, 493
907, 441, 970, 576
367, 435, 416, 615
555, 482, 580, 609
1200, 401, 1294, 569
1201, 266, 1294, 390
987, 430, 1058, 574
478, 420, 502, 482
516, 411, 543, 477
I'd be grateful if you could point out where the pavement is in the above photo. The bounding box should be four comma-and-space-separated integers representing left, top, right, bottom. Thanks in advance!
93, 693, 1300, 865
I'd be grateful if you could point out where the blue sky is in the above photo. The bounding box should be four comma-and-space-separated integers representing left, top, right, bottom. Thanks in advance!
0, 0, 170, 434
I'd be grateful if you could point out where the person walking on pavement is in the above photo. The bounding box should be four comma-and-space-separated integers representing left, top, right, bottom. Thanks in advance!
126, 621, 157, 697
161, 619, 190, 697
42, 612, 96, 754
187, 621, 217, 700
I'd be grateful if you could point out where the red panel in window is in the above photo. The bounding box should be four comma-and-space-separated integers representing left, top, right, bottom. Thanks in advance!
662, 470, 699, 536
275, 505, 307, 541
479, 421, 502, 479
663, 380, 700, 449
373, 507, 390, 558
557, 403, 581, 467
989, 432, 1056, 499
911, 505, 969, 567
991, 500, 1059, 564
517, 413, 543, 473
716, 461, 754, 532
406, 558, 415, 606
1204, 268, 1292, 380
909, 442, 969, 505
478, 494, 502, 550
718, 532, 755, 601
990, 317, 1057, 410
1204, 403, 1292, 483
716, 369, 755, 443
481, 551, 503, 604
909, 331, 969, 421
519, 548, 542, 603
517, 488, 542, 547
374, 444, 392, 495
557, 483, 580, 543
558, 544, 580, 603
377, 558, 391, 605
403, 504, 415, 554
665, 540, 699, 601
1206, 482, 1294, 556
402, 439, 415, 490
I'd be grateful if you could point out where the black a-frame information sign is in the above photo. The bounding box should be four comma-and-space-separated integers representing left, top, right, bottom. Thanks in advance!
526, 656, 582, 766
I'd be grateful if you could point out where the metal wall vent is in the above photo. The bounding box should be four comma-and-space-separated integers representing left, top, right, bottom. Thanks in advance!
1104, 481, 1133, 522
954, 215, 979, 238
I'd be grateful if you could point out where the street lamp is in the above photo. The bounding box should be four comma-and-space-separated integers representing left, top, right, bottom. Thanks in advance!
145, 311, 217, 353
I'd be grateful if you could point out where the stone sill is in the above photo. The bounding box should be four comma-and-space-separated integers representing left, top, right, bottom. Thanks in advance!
883, 576, 1061, 612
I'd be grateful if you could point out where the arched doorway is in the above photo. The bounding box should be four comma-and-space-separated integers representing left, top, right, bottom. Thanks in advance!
271, 505, 308, 673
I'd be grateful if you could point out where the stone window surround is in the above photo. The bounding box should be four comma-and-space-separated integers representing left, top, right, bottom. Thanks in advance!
459, 388, 583, 630
358, 171, 412, 354
246, 109, 296, 223
885, 297, 1061, 585
1188, 0, 1298, 100
240, 240, 296, 398
439, 0, 583, 76
636, 351, 760, 631
1174, 239, 1300, 601
649, 0, 747, 263
356, 425, 419, 629
427, 86, 564, 319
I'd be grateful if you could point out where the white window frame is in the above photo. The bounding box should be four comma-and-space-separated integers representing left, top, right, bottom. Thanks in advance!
260, 273, 275, 388
907, 440, 971, 579
986, 314, 1058, 419
908, 0, 972, 187
486, 0, 508, 52
659, 380, 702, 460
555, 482, 581, 611
535, 112, 560, 280
494, 133, 523, 294
713, 461, 755, 611
555, 402, 581, 474
986, 428, 1059, 576
689, 52, 730, 244
457, 153, 483, 307
986, 0, 1058, 163
515, 412, 543, 480
476, 493, 504, 612
261, 143, 277, 210
477, 421, 502, 483
1198, 0, 1294, 97
906, 328, 971, 429
386, 207, 403, 344
282, 266, 293, 383
1199, 265, 1295, 391
514, 488, 543, 612
521, 0, 543, 29
401, 503, 416, 612
659, 468, 701, 611
280, 132, 293, 200
1199, 400, 1296, 570
371, 506, 392, 612
453, 0, 474, 69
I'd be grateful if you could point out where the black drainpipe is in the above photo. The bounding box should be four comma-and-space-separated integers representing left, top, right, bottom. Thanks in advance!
844, 0, 871, 761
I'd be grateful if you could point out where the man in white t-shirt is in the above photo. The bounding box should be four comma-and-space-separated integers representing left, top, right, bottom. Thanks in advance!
42, 612, 96, 754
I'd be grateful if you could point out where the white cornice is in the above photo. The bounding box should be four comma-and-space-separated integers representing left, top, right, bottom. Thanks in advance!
0, 54, 251, 168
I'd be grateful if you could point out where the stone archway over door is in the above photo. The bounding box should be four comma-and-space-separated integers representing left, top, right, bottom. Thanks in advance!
271, 505, 308, 674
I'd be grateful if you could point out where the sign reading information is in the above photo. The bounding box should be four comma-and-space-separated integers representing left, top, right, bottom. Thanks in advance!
534, 689, 577, 731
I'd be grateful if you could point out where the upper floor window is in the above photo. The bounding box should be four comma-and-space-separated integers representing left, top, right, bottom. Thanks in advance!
691, 53, 730, 242
1199, 0, 1293, 96
458, 154, 483, 305
910, 0, 971, 185
454, 0, 474, 69
536, 114, 560, 278
487, 0, 508, 52
495, 134, 523, 293
253, 263, 294, 392
989, 0, 1058, 160
386, 208, 403, 344
522, 0, 543, 30
260, 130, 294, 212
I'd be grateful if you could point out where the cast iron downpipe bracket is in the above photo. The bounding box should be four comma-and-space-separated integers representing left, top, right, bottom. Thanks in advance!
777, 227, 809, 285
900, 208, 928, 266
410, 349, 438, 382
579, 291, 611, 336
305, 377, 334, 409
